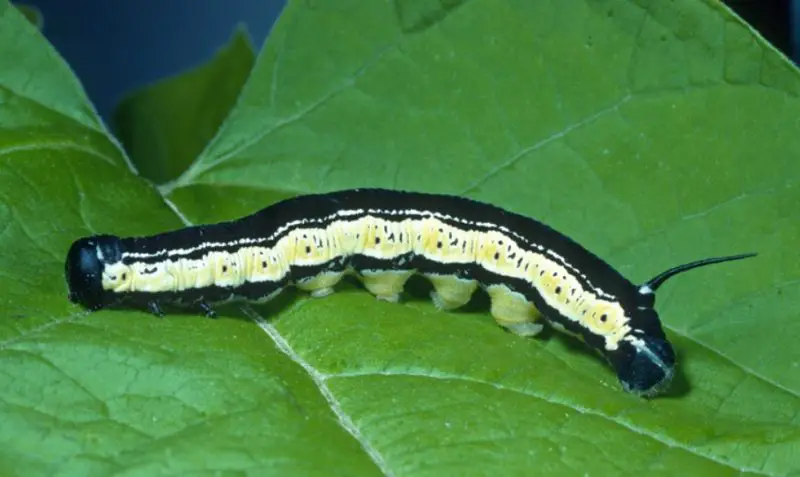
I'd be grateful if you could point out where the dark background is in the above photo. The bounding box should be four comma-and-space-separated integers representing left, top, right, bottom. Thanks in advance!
19, 0, 799, 122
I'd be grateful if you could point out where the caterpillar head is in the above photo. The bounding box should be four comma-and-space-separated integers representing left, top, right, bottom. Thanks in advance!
65, 235, 125, 310
608, 253, 756, 398
607, 305, 676, 398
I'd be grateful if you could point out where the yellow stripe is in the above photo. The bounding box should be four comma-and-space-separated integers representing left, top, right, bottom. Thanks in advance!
101, 215, 631, 350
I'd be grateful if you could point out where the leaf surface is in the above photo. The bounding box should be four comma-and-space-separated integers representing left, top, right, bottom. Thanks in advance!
1, 0, 799, 476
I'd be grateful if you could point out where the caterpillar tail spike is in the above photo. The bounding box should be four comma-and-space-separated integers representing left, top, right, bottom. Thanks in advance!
638, 253, 758, 295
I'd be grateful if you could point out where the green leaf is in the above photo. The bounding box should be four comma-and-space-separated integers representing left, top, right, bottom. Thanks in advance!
113, 27, 256, 184
2, 0, 799, 476
11, 2, 42, 30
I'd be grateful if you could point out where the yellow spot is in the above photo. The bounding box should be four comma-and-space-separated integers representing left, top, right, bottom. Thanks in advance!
585, 302, 624, 333
102, 262, 132, 292
210, 251, 244, 288
287, 228, 332, 266
360, 217, 415, 260
129, 261, 174, 293
474, 231, 501, 267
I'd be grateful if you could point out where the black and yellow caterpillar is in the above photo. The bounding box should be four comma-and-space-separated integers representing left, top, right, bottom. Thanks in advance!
64, 188, 755, 397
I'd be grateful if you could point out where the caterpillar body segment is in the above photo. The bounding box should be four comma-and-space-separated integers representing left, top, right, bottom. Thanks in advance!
64, 188, 756, 397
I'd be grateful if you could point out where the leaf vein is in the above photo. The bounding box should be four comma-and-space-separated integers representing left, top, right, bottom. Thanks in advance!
0, 310, 89, 349
460, 94, 632, 195
181, 41, 400, 184
241, 305, 394, 477
0, 141, 118, 168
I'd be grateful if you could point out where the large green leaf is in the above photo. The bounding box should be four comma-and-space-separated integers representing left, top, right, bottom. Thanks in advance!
113, 27, 256, 185
1, 0, 799, 476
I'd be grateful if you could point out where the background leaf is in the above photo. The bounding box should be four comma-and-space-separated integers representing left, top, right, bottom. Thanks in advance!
11, 2, 42, 30
1, 0, 799, 476
113, 26, 256, 184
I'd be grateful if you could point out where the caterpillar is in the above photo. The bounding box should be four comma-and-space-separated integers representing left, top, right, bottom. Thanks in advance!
64, 188, 755, 398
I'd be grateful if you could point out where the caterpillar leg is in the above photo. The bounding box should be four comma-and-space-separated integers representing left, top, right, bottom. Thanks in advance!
486, 284, 543, 337
426, 274, 478, 311
296, 271, 345, 298
199, 301, 217, 318
358, 269, 415, 303
147, 300, 165, 318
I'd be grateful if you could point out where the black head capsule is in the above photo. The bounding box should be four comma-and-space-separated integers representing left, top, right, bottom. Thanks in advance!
608, 324, 676, 398
65, 235, 125, 311
613, 252, 757, 398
